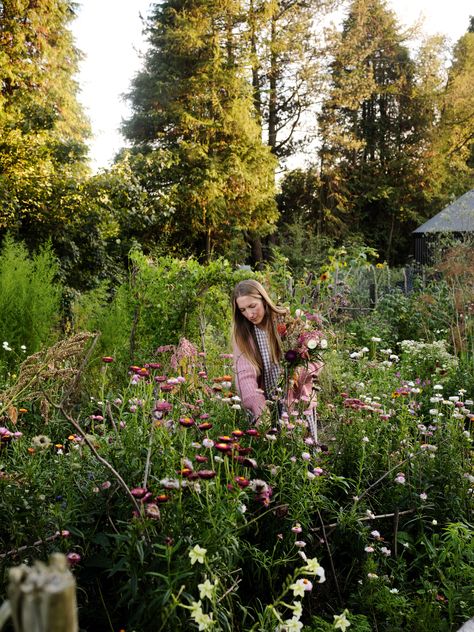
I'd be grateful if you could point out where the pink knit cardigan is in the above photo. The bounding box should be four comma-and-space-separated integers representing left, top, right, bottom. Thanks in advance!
232, 339, 323, 422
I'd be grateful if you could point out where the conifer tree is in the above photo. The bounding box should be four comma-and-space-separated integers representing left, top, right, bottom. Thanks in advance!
122, 0, 278, 258
317, 0, 435, 262
0, 0, 90, 242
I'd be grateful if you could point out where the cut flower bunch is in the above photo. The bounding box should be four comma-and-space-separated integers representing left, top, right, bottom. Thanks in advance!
277, 309, 328, 370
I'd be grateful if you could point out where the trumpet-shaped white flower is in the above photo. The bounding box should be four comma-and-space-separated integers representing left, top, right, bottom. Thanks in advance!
333, 609, 351, 630
300, 557, 326, 583
290, 578, 313, 597
198, 578, 218, 601
189, 544, 207, 565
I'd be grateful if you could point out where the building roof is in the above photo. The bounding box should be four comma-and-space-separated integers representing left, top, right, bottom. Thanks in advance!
413, 189, 474, 234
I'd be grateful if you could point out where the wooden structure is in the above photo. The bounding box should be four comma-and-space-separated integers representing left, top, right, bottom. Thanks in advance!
413, 189, 474, 264
0, 553, 78, 632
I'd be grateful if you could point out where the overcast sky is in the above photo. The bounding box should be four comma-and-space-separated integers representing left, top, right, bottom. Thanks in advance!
72, 0, 473, 172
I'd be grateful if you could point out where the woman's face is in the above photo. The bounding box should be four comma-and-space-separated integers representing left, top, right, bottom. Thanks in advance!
236, 294, 266, 327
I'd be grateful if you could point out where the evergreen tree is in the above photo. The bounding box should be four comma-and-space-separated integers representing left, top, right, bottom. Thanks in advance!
247, 0, 338, 159
122, 0, 278, 259
0, 0, 90, 244
429, 21, 474, 199
317, 0, 435, 263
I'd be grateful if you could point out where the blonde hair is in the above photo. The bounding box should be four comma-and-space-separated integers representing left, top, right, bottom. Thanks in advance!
232, 279, 287, 374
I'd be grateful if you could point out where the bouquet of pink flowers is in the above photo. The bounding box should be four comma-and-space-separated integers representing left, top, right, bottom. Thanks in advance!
277, 309, 328, 368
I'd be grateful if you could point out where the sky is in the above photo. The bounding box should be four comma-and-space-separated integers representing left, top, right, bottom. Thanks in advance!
72, 0, 473, 172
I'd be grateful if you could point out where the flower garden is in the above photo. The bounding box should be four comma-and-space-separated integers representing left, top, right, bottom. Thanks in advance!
0, 243, 473, 632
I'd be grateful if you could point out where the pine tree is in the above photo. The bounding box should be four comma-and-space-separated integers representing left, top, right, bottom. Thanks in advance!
0, 0, 90, 242
247, 0, 337, 159
122, 0, 278, 258
317, 0, 435, 262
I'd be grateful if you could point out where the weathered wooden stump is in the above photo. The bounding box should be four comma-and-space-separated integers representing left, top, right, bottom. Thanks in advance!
0, 553, 78, 632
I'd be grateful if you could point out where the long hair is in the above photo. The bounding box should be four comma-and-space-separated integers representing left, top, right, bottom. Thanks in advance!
232, 279, 288, 374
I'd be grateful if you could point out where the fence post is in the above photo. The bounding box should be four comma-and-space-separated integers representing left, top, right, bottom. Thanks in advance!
1, 553, 78, 632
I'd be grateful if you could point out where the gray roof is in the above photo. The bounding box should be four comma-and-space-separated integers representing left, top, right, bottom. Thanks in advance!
413, 189, 474, 233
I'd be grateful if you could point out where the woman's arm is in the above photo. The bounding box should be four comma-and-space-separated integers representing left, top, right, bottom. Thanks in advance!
233, 343, 267, 422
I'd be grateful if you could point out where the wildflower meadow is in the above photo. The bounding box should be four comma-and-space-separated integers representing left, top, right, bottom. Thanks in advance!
0, 242, 473, 632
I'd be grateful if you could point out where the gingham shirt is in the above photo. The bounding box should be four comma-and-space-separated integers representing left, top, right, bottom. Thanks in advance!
253, 325, 280, 401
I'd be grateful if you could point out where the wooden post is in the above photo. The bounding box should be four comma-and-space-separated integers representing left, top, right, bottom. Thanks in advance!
2, 553, 78, 632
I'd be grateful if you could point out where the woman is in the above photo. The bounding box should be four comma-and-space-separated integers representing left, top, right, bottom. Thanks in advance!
231, 279, 322, 426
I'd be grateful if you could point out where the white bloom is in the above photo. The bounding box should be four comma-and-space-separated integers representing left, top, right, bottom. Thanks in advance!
380, 546, 391, 556
319, 339, 328, 349
198, 578, 218, 600
290, 578, 313, 597
419, 492, 427, 501
371, 337, 381, 342
300, 557, 326, 583
189, 544, 207, 565
333, 609, 351, 631
277, 618, 303, 632
292, 601, 303, 620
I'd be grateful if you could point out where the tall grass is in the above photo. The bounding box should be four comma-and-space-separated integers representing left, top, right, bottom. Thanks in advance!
0, 235, 62, 370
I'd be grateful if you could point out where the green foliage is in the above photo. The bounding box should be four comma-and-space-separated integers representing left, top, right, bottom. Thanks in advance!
0, 235, 62, 376
317, 0, 439, 264
0, 0, 90, 244
1, 258, 473, 631
122, 0, 278, 258
71, 252, 253, 382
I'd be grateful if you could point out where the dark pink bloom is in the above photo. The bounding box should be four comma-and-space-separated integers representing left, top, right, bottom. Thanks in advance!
66, 552, 81, 566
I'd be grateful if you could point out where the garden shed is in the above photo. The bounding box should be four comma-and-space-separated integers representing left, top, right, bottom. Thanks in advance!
413, 188, 474, 264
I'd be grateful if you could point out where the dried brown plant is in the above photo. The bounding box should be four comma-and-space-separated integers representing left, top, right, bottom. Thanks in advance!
0, 332, 98, 414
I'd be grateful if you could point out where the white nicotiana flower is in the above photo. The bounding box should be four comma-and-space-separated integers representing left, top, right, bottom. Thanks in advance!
198, 578, 218, 600
319, 339, 328, 349
371, 337, 381, 342
189, 544, 207, 565
333, 609, 351, 631
448, 395, 459, 402
292, 602, 303, 620
290, 578, 313, 597
300, 557, 326, 583
433, 384, 443, 391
